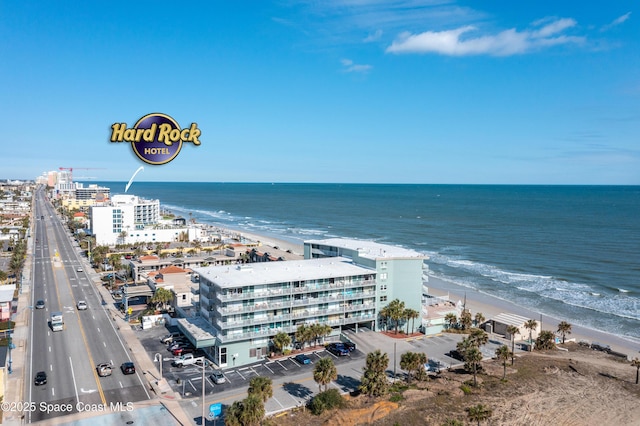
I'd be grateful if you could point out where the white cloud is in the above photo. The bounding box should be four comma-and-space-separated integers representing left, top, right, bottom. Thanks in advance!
601, 12, 631, 31
341, 58, 373, 73
363, 29, 383, 42
386, 17, 584, 56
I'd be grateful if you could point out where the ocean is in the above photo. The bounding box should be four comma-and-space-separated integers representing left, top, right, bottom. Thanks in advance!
94, 182, 640, 343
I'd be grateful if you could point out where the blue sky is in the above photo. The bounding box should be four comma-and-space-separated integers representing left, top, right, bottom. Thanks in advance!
1, 1, 638, 184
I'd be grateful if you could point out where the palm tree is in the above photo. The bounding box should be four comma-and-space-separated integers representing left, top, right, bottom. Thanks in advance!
313, 357, 337, 392
151, 287, 173, 311
272, 332, 291, 355
506, 325, 519, 365
495, 345, 512, 380
400, 351, 427, 383
404, 308, 420, 334
295, 324, 311, 349
248, 376, 273, 403
386, 299, 406, 334
223, 400, 243, 426
239, 394, 265, 426
465, 347, 483, 387
468, 328, 489, 347
460, 310, 473, 330
556, 321, 572, 344
474, 312, 485, 328
631, 358, 640, 385
310, 323, 330, 346
379, 305, 391, 331
444, 312, 458, 329
524, 319, 538, 348
535, 330, 556, 350
467, 404, 492, 426
359, 350, 389, 397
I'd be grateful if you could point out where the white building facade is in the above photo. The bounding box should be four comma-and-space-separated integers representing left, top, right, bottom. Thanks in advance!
194, 257, 376, 367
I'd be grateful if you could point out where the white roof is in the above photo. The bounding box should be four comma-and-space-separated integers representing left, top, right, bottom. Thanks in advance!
491, 312, 532, 327
0, 285, 16, 303
305, 238, 426, 260
196, 257, 374, 288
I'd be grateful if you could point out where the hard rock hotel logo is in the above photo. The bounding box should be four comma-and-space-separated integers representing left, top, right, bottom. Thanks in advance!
110, 113, 201, 165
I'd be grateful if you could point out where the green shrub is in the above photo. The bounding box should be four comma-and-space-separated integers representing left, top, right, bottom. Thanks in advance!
460, 384, 472, 395
389, 392, 404, 403
283, 349, 291, 356
309, 389, 346, 415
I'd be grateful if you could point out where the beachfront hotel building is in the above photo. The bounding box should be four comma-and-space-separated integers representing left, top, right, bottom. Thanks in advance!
304, 238, 428, 330
192, 257, 377, 367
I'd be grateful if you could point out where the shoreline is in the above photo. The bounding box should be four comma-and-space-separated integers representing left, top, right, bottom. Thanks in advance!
426, 274, 640, 357
181, 211, 639, 358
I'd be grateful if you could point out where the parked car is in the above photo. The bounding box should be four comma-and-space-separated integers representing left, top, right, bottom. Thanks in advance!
211, 370, 226, 384
343, 341, 356, 352
326, 343, 349, 356
447, 350, 465, 361
35, 300, 45, 309
161, 332, 182, 344
172, 346, 195, 356
34, 371, 47, 385
96, 363, 113, 377
77, 300, 88, 310
295, 354, 312, 365
76, 267, 83, 272
591, 342, 611, 353
120, 362, 136, 375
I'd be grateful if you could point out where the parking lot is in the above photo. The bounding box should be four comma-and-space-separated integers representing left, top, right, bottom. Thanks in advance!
136, 324, 366, 400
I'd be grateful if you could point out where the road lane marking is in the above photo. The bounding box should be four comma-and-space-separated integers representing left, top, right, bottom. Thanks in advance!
69, 357, 80, 404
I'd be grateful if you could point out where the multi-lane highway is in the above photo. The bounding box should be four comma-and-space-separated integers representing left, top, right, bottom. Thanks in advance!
26, 188, 151, 422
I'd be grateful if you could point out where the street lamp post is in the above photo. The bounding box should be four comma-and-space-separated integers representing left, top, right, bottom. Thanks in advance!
200, 357, 208, 425
154, 353, 163, 382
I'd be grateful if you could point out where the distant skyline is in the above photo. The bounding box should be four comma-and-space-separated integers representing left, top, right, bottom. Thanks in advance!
2, 1, 639, 184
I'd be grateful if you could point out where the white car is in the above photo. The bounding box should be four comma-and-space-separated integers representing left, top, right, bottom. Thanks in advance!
77, 300, 88, 310
77, 267, 83, 272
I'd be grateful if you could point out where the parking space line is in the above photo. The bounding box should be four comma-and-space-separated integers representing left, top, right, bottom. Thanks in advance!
236, 369, 246, 380
250, 366, 259, 376
262, 363, 274, 374
188, 379, 197, 391
277, 360, 288, 371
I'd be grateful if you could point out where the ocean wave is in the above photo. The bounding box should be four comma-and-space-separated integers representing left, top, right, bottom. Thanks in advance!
428, 251, 640, 324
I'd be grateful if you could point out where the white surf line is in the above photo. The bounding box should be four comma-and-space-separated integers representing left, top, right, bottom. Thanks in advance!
69, 357, 80, 404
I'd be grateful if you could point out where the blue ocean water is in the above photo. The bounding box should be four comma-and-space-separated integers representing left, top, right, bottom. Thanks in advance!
96, 182, 640, 342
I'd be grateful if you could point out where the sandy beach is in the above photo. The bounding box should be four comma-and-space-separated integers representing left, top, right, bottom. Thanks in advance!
209, 220, 639, 358
426, 274, 640, 357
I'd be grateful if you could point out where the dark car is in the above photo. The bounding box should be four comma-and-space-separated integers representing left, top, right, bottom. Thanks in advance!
120, 362, 136, 375
34, 371, 47, 385
326, 343, 349, 356
447, 350, 465, 361
295, 354, 312, 365
35, 300, 45, 309
343, 341, 356, 352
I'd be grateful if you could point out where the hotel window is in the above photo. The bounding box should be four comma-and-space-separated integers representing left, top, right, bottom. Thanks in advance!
380, 296, 388, 302
380, 284, 387, 291
220, 347, 227, 365
379, 273, 388, 280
